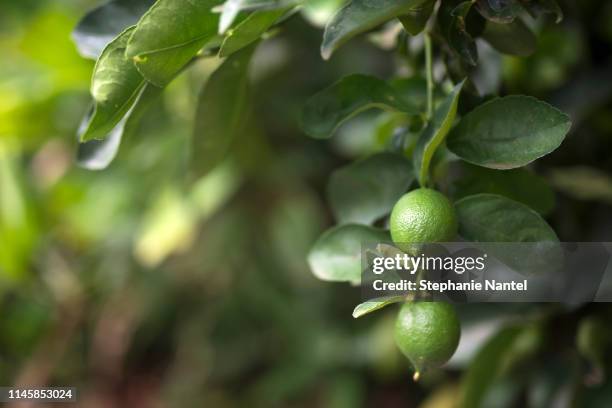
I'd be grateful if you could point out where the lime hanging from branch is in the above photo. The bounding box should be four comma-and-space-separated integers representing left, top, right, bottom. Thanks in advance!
394, 301, 461, 379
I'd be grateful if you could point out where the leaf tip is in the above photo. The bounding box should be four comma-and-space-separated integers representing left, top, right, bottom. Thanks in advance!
320, 46, 332, 61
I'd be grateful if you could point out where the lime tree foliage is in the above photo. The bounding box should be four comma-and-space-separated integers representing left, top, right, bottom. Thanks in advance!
73, 0, 570, 390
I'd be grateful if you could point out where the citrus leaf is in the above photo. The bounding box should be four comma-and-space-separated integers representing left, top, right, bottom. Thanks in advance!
300, 74, 420, 139
77, 108, 124, 170
482, 19, 536, 56
328, 153, 414, 225
455, 194, 558, 242
353, 296, 404, 318
192, 43, 257, 178
447, 96, 571, 169
126, 0, 219, 87
80, 27, 146, 142
219, 8, 287, 57
72, 0, 154, 59
414, 80, 465, 186
77, 83, 163, 170
453, 163, 555, 215
456, 194, 561, 275
301, 0, 346, 27
438, 2, 481, 67
217, 0, 298, 34
321, 0, 429, 60
308, 224, 390, 283
398, 0, 434, 35
475, 0, 523, 24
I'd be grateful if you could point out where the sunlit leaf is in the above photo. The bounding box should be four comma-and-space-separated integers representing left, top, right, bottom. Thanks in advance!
321, 0, 429, 60
301, 0, 345, 28
217, 0, 298, 34
77, 83, 162, 169
219, 8, 287, 57
72, 0, 154, 59
126, 0, 219, 87
80, 27, 146, 142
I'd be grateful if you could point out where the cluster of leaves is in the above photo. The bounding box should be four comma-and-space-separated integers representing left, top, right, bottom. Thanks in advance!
73, 0, 574, 362
303, 0, 570, 320
73, 0, 296, 171
72, 0, 567, 170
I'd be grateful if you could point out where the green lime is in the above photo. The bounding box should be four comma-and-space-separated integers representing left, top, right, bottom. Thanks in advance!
394, 301, 460, 379
389, 188, 457, 247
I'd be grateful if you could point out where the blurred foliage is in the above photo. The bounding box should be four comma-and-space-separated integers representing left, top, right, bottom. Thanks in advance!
1, 0, 612, 407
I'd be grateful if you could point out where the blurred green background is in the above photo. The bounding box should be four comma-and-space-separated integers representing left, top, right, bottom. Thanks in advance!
2, 0, 612, 406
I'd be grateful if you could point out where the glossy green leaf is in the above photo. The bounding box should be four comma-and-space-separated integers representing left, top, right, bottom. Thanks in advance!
447, 96, 571, 169
192, 43, 257, 178
301, 0, 346, 28
300, 74, 420, 139
126, 0, 219, 87
482, 19, 536, 56
460, 326, 523, 408
321, 0, 429, 60
77, 108, 124, 169
308, 224, 390, 283
80, 27, 146, 142
453, 163, 555, 215
77, 83, 162, 170
398, 0, 434, 35
456, 194, 561, 275
217, 0, 298, 34
72, 0, 154, 59
219, 8, 286, 57
414, 80, 464, 186
455, 194, 558, 242
328, 153, 414, 225
353, 296, 404, 318
475, 0, 523, 24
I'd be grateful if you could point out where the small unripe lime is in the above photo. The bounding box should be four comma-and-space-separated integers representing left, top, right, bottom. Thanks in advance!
389, 188, 457, 247
394, 302, 460, 378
